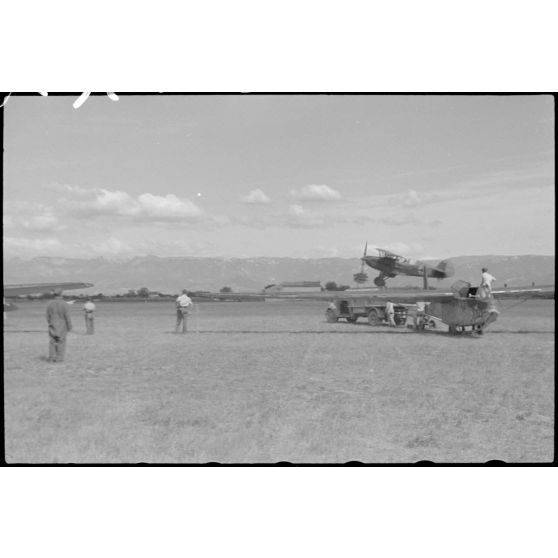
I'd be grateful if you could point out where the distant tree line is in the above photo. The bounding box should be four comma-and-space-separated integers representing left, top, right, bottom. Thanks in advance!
324, 281, 350, 291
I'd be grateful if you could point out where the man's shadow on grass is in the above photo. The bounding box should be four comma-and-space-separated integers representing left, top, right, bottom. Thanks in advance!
38, 356, 56, 363
4, 329, 44, 333
6, 330, 95, 335
162, 329, 460, 336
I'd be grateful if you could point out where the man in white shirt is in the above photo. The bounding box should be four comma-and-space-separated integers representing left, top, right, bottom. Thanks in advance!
175, 289, 193, 333
385, 301, 396, 327
479, 267, 496, 298
83, 299, 96, 334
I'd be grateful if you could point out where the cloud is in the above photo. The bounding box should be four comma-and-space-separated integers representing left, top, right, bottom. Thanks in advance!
456, 163, 553, 192
56, 184, 136, 216
211, 215, 232, 226
241, 189, 271, 204
290, 184, 342, 201
288, 204, 305, 217
380, 214, 417, 227
56, 184, 203, 221
137, 193, 202, 219
290, 245, 341, 258
22, 215, 65, 232
379, 212, 443, 228
287, 205, 325, 228
89, 237, 133, 256
4, 236, 62, 254
3, 200, 67, 233
391, 189, 441, 208
3, 215, 15, 229
95, 189, 137, 215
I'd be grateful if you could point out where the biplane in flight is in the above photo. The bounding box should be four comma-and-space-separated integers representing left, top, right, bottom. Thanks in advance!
3, 282, 94, 312
361, 243, 454, 288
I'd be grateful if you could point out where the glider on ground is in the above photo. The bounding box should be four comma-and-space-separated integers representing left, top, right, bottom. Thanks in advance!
317, 281, 554, 335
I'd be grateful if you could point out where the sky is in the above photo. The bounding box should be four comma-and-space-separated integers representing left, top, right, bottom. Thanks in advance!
3, 94, 554, 261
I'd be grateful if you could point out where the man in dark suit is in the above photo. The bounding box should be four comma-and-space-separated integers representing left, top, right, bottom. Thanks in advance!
46, 289, 73, 362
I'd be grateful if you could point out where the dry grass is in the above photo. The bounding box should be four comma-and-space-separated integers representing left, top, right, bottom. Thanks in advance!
3, 298, 554, 463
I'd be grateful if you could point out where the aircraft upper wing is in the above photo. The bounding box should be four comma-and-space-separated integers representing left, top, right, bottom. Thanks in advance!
190, 292, 266, 301
331, 290, 455, 304
264, 285, 554, 303
165, 284, 555, 304
263, 288, 456, 304
4, 282, 94, 297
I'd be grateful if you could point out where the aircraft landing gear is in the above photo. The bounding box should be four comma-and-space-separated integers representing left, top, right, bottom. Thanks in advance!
367, 308, 380, 325
474, 324, 485, 335
448, 323, 484, 336
374, 276, 386, 287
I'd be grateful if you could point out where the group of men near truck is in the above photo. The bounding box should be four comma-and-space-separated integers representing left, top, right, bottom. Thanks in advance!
327, 267, 497, 329
382, 300, 425, 328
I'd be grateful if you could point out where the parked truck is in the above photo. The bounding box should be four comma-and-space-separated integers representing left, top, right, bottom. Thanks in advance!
325, 296, 408, 326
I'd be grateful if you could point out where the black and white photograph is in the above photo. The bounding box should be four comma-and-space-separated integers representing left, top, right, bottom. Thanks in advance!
2, 2, 557, 557
2, 93, 554, 464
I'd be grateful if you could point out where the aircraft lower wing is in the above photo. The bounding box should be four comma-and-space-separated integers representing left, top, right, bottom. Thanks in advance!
492, 286, 554, 299
4, 282, 94, 297
148, 284, 555, 305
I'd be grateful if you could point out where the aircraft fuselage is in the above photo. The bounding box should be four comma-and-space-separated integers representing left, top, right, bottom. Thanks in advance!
363, 256, 445, 278
427, 297, 499, 333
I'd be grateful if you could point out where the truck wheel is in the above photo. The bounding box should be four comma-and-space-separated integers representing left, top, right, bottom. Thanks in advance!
326, 309, 338, 323
368, 309, 380, 326
427, 319, 436, 329
346, 316, 358, 323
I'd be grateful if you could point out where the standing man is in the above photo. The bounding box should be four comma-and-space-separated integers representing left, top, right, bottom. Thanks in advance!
385, 300, 396, 327
414, 301, 426, 329
46, 289, 72, 362
479, 267, 496, 298
175, 289, 193, 333
83, 298, 96, 334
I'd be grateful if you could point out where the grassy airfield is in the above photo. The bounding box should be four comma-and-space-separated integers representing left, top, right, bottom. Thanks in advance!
3, 298, 554, 463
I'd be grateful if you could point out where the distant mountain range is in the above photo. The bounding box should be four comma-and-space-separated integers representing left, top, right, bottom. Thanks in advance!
3, 255, 555, 295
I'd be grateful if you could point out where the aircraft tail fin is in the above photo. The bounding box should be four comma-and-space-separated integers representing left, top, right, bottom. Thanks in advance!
436, 259, 454, 278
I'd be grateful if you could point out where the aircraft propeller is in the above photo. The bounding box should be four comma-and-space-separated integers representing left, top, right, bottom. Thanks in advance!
352, 242, 371, 286
360, 241, 368, 274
